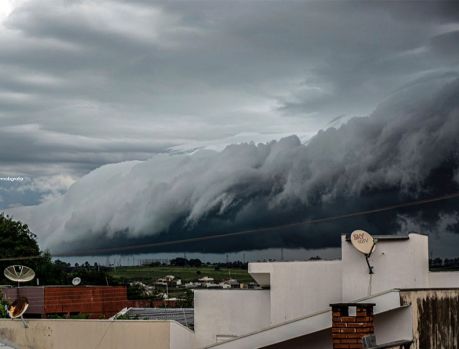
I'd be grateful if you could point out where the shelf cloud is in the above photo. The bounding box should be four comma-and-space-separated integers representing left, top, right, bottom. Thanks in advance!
8, 76, 459, 253
1, 1, 459, 254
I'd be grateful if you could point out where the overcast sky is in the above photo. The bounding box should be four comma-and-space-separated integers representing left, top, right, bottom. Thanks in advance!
1, 1, 459, 255
0, 0, 458, 206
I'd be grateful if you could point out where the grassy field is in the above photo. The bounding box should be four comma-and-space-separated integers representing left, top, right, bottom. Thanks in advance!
109, 265, 253, 284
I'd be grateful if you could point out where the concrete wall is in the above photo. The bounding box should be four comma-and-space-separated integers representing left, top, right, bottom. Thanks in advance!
265, 261, 342, 324
170, 322, 197, 349
400, 289, 459, 349
262, 329, 331, 349
193, 289, 270, 348
428, 271, 459, 288
342, 234, 430, 300
373, 306, 412, 344
0, 319, 192, 349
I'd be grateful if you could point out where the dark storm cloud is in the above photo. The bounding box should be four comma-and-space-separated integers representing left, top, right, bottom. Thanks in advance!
1, 1, 459, 254
7, 76, 459, 254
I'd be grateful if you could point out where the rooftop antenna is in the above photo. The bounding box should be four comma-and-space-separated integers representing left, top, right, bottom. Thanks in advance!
4, 265, 36, 328
6, 297, 29, 328
72, 277, 81, 286
350, 230, 377, 274
4, 265, 35, 286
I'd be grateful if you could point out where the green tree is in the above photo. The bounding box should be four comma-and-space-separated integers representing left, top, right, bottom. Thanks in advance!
0, 213, 40, 258
0, 214, 115, 287
0, 213, 67, 285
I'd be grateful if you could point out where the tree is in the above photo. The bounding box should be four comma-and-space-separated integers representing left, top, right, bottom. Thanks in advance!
189, 259, 202, 267
0, 214, 67, 285
0, 213, 42, 284
170, 257, 188, 267
0, 213, 40, 258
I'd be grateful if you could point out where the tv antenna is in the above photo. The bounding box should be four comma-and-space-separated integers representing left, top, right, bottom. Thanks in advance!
350, 230, 377, 274
4, 265, 35, 286
4, 265, 35, 328
72, 277, 81, 286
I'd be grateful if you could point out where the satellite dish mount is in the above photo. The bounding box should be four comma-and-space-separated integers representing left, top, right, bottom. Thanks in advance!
350, 230, 377, 274
4, 265, 36, 328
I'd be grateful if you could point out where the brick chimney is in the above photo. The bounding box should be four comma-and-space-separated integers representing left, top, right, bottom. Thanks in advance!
330, 303, 375, 349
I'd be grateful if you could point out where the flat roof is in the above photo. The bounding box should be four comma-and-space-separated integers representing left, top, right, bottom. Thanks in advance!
345, 234, 410, 242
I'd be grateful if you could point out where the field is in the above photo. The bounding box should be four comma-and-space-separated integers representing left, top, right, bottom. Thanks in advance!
109, 265, 253, 284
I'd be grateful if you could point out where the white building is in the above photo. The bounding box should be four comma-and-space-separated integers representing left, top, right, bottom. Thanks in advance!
2, 233, 458, 349
194, 233, 459, 348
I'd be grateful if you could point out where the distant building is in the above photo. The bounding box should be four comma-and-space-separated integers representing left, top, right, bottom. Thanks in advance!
198, 276, 214, 283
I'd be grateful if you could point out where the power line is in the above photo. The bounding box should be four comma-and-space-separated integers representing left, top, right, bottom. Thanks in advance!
0, 255, 42, 262
55, 191, 459, 257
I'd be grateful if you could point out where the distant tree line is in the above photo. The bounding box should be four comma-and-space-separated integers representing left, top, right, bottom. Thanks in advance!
429, 257, 459, 270
168, 257, 249, 269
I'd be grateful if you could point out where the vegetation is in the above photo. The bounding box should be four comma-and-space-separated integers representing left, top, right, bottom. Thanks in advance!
0, 213, 40, 257
430, 257, 459, 271
0, 299, 8, 318
0, 214, 255, 310
0, 213, 113, 286
109, 265, 252, 284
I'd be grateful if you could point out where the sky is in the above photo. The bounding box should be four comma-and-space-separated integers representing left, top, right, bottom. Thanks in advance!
1, 1, 459, 256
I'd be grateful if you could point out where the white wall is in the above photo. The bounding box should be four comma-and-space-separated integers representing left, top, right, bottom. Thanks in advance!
264, 261, 342, 324
374, 306, 413, 344
428, 271, 459, 287
170, 322, 196, 349
0, 319, 187, 349
341, 234, 430, 300
194, 233, 459, 348
194, 289, 270, 348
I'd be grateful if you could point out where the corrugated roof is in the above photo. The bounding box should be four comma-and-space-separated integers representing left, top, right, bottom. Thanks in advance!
122, 308, 194, 328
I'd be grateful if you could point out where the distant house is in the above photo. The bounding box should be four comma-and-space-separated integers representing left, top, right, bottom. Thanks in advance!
156, 275, 176, 286
220, 279, 240, 289
198, 276, 214, 283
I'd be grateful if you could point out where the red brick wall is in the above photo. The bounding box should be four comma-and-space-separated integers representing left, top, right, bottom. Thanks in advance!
331, 303, 374, 349
44, 286, 128, 317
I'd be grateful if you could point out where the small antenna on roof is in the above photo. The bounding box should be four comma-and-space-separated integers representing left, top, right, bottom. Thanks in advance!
72, 277, 81, 286
350, 230, 377, 274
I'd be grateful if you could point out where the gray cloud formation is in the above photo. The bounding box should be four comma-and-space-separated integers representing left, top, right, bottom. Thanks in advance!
0, 1, 458, 192
7, 76, 459, 252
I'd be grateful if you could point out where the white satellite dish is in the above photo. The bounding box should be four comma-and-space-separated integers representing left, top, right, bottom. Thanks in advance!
350, 230, 376, 255
72, 277, 81, 286
350, 230, 377, 274
4, 265, 35, 283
